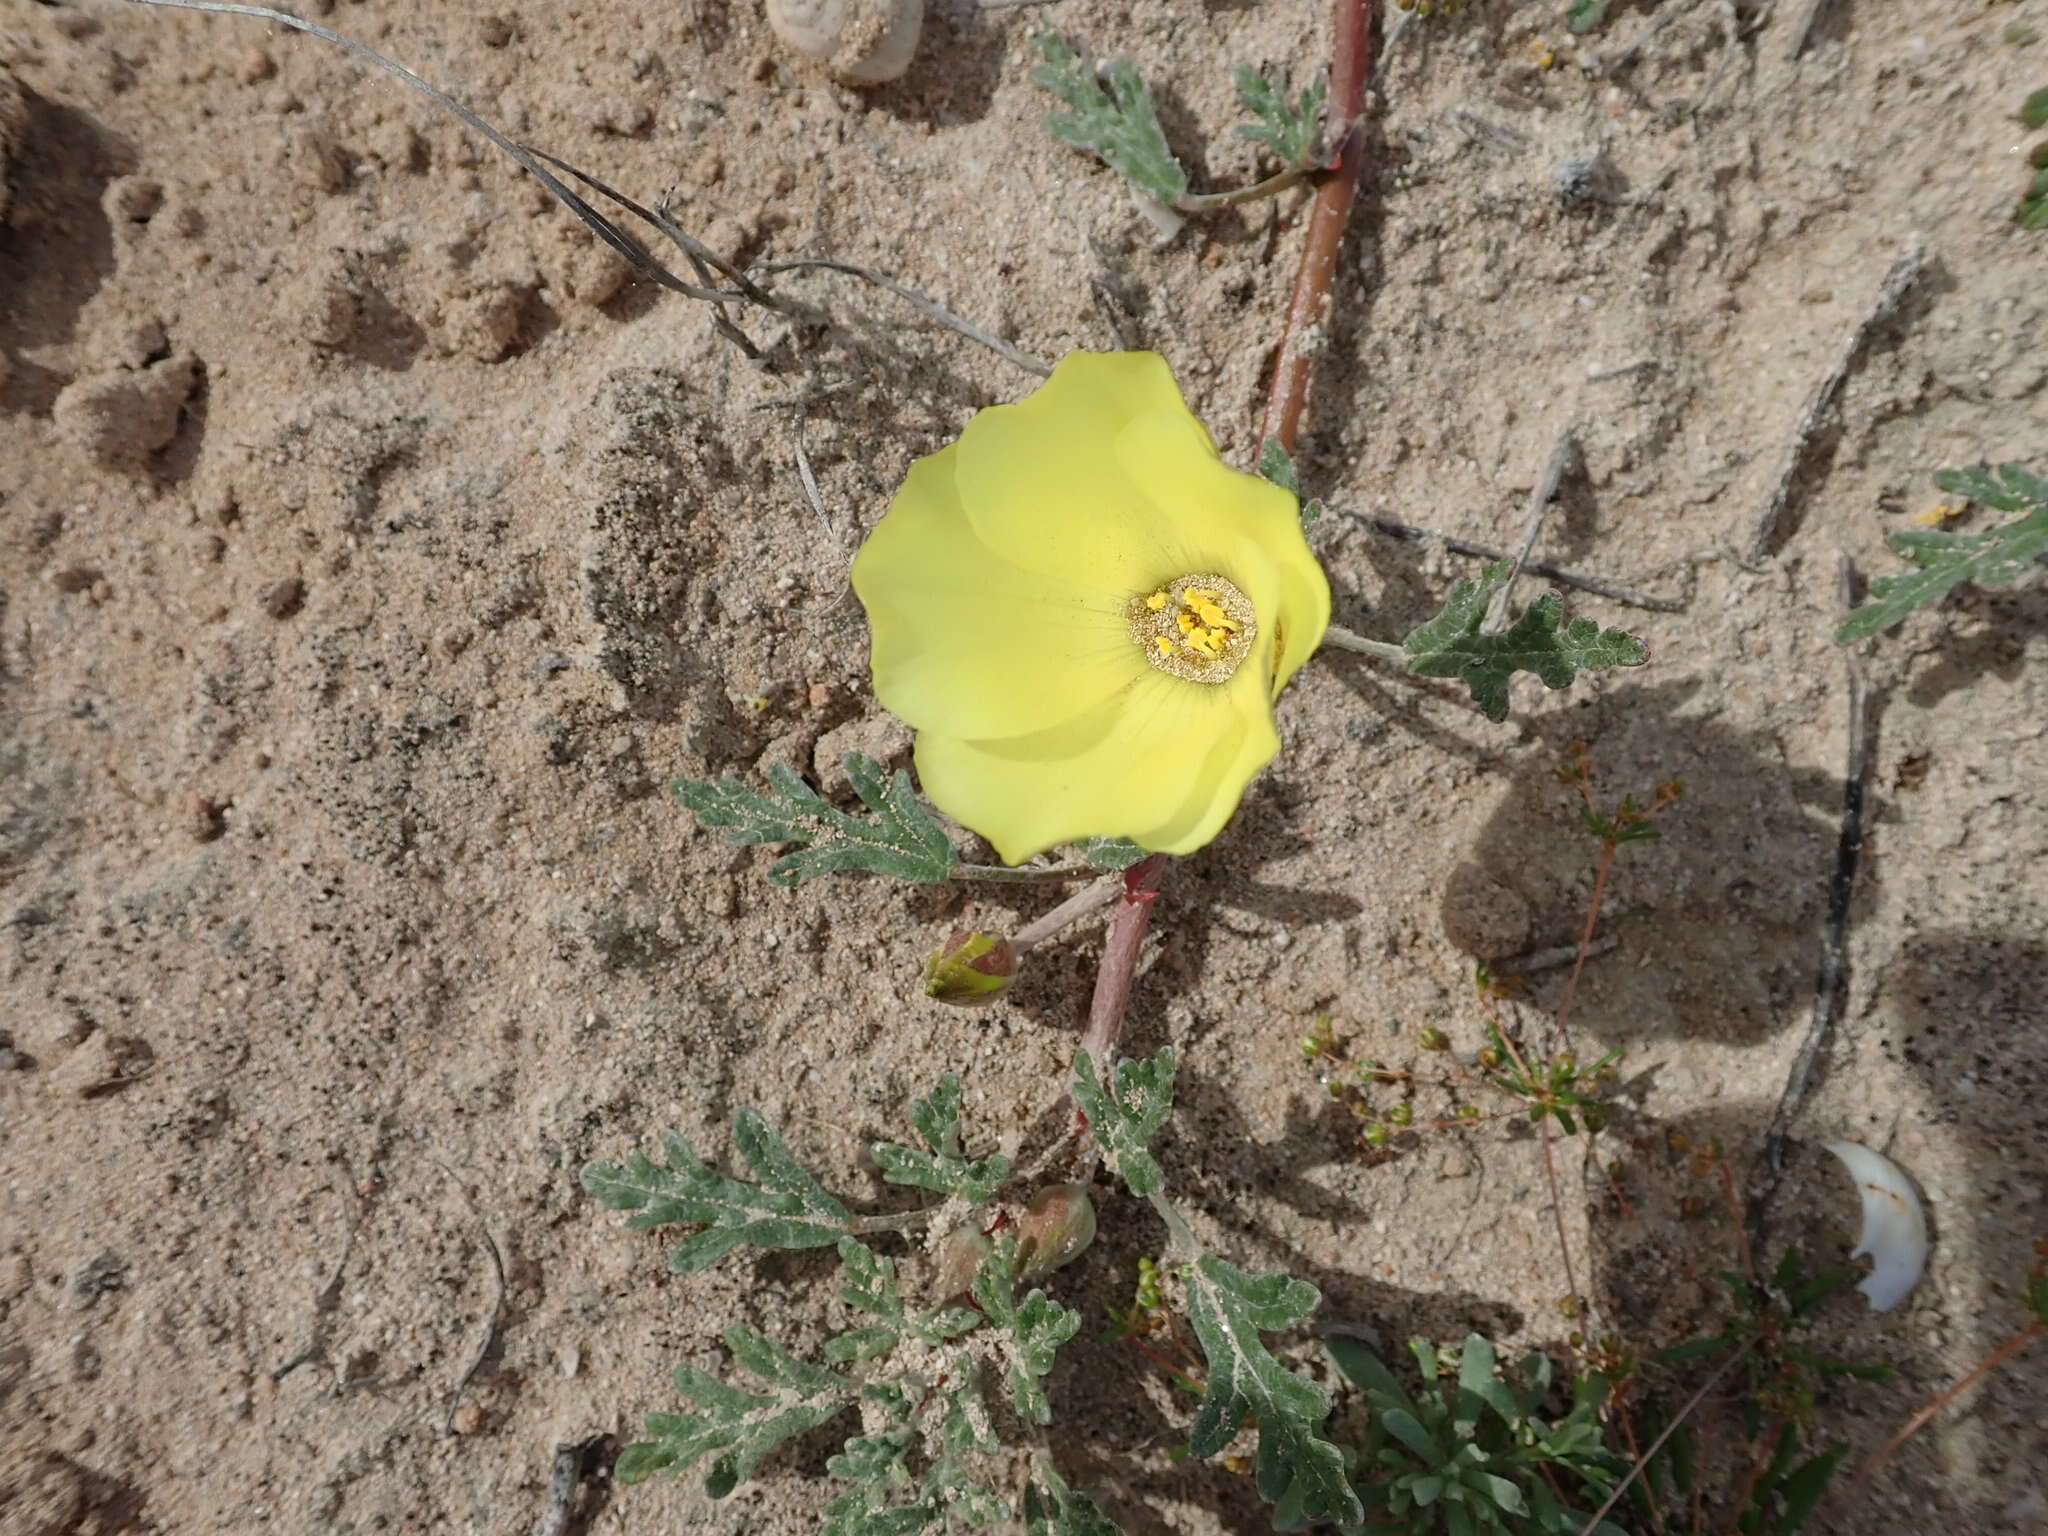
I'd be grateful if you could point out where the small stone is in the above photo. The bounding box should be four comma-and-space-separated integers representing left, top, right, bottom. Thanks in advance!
181, 793, 227, 843
51, 353, 201, 474
806, 682, 832, 709
1436, 1149, 1474, 1179
1438, 861, 1532, 960
449, 1399, 486, 1435
813, 715, 911, 790
290, 129, 351, 195
46, 1033, 120, 1098
437, 281, 529, 362
260, 577, 306, 620
478, 14, 515, 47
235, 47, 276, 84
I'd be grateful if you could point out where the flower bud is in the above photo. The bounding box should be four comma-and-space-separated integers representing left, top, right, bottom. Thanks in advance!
922, 930, 1018, 1007
932, 1225, 992, 1301
1016, 1184, 1097, 1281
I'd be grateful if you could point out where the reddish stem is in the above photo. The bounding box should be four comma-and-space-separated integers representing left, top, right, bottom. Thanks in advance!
1077, 855, 1168, 1074
1554, 838, 1615, 1049
1259, 0, 1379, 454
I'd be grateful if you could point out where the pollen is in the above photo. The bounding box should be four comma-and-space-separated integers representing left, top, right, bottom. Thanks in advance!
1124, 573, 1258, 685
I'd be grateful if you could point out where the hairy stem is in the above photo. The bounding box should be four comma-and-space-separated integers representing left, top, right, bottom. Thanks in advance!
1320, 623, 1406, 663
1260, 0, 1379, 454
1012, 877, 1122, 953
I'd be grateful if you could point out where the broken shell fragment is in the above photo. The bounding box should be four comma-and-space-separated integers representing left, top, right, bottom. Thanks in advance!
1824, 1140, 1929, 1313
764, 0, 923, 85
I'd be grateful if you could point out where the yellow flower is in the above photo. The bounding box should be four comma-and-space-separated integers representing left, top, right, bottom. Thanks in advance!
851, 351, 1330, 864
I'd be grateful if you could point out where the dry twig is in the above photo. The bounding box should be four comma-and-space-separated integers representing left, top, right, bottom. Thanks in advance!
1341, 511, 1688, 613
1747, 238, 1928, 563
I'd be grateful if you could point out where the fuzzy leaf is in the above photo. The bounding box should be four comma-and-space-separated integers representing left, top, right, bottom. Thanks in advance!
873, 1074, 1010, 1205
1077, 836, 1148, 871
1402, 563, 1647, 721
1070, 1047, 1175, 1198
1837, 465, 2048, 639
672, 752, 953, 886
581, 1112, 849, 1273
2024, 85, 2048, 131
617, 1327, 852, 1497
1031, 34, 1189, 207
1256, 437, 1323, 526
1183, 1255, 1361, 1526
1022, 1461, 1126, 1536
972, 1241, 1083, 1425
1232, 65, 1325, 168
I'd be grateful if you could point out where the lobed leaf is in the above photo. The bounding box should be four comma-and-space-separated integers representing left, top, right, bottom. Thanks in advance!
1401, 563, 1647, 721
617, 1328, 853, 1498
873, 1074, 1011, 1205
1070, 1047, 1175, 1198
1232, 65, 1325, 168
1031, 33, 1190, 207
1836, 464, 2048, 640
1183, 1255, 1361, 1527
672, 752, 954, 886
1022, 1461, 1126, 1535
581, 1112, 849, 1272
971, 1241, 1083, 1426
1256, 437, 1324, 526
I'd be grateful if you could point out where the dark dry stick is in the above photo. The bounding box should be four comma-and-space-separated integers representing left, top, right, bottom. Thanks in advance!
1342, 511, 1687, 612
751, 260, 1053, 378
1750, 556, 1871, 1230
1260, 0, 1379, 455
535, 1435, 611, 1536
1747, 237, 1927, 563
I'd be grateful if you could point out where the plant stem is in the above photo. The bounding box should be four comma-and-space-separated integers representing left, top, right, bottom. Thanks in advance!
1077, 856, 1168, 1072
1176, 164, 1313, 213
951, 861, 1096, 882
1012, 877, 1121, 953
1575, 1341, 1756, 1536
1320, 623, 1406, 663
1260, 0, 1379, 454
1554, 838, 1616, 1051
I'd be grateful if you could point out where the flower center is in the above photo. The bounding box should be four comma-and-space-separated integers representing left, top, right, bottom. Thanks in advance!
1125, 573, 1258, 684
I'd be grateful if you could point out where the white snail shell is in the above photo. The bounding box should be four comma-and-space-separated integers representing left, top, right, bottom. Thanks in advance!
764, 0, 923, 86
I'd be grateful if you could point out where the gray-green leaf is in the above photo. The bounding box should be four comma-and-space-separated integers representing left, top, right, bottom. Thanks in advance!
1031, 34, 1189, 207
1022, 1460, 1126, 1536
1256, 437, 1323, 526
1182, 1255, 1361, 1526
872, 1074, 1011, 1205
1401, 563, 1647, 721
672, 751, 953, 886
1077, 836, 1148, 871
1070, 1047, 1175, 1198
1836, 464, 2048, 640
1567, 0, 1616, 32
971, 1241, 1083, 1425
581, 1111, 849, 1273
616, 1326, 853, 1497
1232, 65, 1324, 168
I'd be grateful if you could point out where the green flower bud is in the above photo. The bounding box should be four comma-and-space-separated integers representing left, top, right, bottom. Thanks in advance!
1017, 1183, 1097, 1281
922, 930, 1018, 1007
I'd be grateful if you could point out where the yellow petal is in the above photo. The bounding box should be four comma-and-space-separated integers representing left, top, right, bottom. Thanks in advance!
953, 353, 1212, 587
852, 444, 1146, 740
915, 670, 1266, 865
1127, 667, 1281, 853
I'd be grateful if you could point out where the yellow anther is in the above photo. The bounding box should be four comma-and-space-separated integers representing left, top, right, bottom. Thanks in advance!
1196, 601, 1229, 628
1145, 589, 1170, 611
1154, 635, 1177, 658
1182, 587, 1220, 606
1176, 611, 1197, 636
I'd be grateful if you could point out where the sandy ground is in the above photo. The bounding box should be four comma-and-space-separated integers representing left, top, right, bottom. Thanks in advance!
3, 1, 2046, 1532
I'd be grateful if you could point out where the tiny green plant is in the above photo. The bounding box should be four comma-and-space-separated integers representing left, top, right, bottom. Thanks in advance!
1324, 1332, 1631, 1535
1836, 464, 2048, 640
